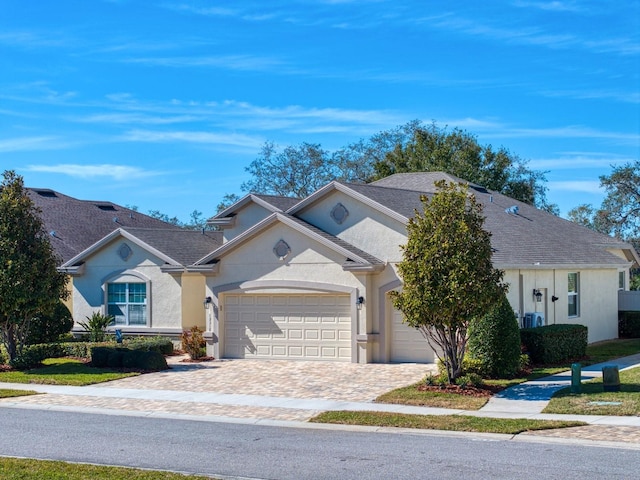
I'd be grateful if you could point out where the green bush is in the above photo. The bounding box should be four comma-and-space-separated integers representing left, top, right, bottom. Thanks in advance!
455, 373, 483, 388
520, 324, 588, 364
122, 350, 145, 369
90, 347, 109, 367
25, 301, 74, 345
467, 295, 522, 378
0, 345, 7, 365
124, 336, 174, 355
138, 350, 169, 371
619, 312, 640, 338
106, 351, 125, 368
9, 343, 66, 370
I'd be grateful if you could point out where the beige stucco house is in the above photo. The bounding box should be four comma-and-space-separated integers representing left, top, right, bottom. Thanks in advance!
38, 173, 639, 364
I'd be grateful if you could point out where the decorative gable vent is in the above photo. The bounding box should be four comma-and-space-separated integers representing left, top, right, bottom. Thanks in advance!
118, 243, 133, 261
330, 202, 349, 224
273, 239, 291, 261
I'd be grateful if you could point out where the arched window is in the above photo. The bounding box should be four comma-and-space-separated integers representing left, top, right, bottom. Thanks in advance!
104, 271, 150, 326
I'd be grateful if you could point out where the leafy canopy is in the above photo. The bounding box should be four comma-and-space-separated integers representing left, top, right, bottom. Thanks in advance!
391, 181, 506, 382
0, 170, 69, 360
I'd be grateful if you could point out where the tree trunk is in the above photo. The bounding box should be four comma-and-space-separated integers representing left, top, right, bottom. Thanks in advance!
4, 323, 17, 361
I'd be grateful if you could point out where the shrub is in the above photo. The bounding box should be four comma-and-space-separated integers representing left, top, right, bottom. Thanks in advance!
138, 350, 169, 371
467, 294, 521, 379
9, 343, 66, 370
78, 312, 114, 342
455, 373, 483, 388
106, 350, 125, 368
520, 324, 588, 364
124, 336, 174, 355
619, 312, 640, 338
181, 326, 206, 360
25, 301, 74, 345
90, 347, 112, 368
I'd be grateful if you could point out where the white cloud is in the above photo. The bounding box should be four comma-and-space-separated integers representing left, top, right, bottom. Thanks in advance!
121, 129, 265, 149
0, 136, 71, 152
24, 164, 160, 180
547, 180, 603, 194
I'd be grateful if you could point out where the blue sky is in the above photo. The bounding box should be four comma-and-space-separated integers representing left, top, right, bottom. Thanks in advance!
2, 1, 638, 222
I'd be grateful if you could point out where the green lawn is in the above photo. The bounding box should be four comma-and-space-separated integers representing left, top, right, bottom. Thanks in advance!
544, 365, 640, 416
0, 457, 214, 480
375, 382, 489, 410
0, 358, 139, 386
377, 339, 640, 411
0, 389, 38, 399
310, 411, 585, 434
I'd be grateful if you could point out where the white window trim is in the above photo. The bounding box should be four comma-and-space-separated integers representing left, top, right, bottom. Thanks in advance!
102, 270, 151, 327
568, 272, 579, 318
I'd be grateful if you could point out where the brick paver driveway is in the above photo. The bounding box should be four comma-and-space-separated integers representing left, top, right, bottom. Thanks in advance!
103, 356, 435, 402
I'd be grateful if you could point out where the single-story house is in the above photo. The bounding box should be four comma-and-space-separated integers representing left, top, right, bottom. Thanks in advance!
33, 173, 639, 363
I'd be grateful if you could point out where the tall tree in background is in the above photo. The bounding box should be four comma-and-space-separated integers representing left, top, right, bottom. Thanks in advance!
0, 171, 69, 361
233, 121, 553, 213
373, 122, 554, 211
600, 160, 640, 240
568, 161, 640, 289
242, 142, 335, 197
390, 181, 507, 383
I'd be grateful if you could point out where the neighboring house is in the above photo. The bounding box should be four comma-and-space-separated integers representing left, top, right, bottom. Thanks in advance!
28, 188, 222, 337
33, 174, 639, 363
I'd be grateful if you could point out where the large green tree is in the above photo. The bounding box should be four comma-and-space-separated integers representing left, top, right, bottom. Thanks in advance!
232, 121, 553, 212
373, 122, 555, 211
0, 170, 69, 361
391, 181, 507, 383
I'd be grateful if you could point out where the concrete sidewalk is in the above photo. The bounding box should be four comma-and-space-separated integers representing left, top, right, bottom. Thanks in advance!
1, 354, 639, 446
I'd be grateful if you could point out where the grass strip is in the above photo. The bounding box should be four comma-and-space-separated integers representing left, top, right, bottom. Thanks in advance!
0, 358, 138, 386
0, 456, 214, 480
375, 382, 488, 410
310, 411, 585, 434
0, 389, 39, 399
544, 366, 640, 416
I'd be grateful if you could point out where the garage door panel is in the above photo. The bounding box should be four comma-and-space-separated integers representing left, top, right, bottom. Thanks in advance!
224, 294, 351, 361
390, 303, 434, 363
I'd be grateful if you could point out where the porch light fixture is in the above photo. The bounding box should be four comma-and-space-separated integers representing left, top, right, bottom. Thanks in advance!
204, 296, 212, 310
356, 296, 365, 310
552, 295, 559, 302
533, 289, 543, 302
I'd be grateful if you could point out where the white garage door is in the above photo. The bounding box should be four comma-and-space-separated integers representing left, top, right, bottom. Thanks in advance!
223, 293, 352, 361
390, 306, 434, 363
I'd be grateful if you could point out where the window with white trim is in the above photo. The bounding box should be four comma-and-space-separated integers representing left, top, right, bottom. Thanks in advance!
619, 271, 625, 290
107, 283, 147, 326
568, 272, 579, 318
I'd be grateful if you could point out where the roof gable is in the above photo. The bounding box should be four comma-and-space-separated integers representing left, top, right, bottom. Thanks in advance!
196, 212, 384, 272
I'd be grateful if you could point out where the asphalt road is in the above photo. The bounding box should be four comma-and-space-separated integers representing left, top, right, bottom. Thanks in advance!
0, 407, 638, 480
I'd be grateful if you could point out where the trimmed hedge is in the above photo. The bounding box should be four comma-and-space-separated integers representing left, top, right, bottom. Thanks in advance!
619, 312, 640, 338
7, 336, 174, 370
90, 346, 168, 371
520, 324, 588, 365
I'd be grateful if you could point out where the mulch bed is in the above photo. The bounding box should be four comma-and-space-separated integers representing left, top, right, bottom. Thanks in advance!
179, 356, 215, 363
417, 383, 504, 398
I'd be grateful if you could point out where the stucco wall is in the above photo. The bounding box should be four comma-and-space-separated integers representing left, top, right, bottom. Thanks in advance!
295, 190, 407, 263
503, 267, 619, 343
71, 238, 182, 330
223, 202, 273, 242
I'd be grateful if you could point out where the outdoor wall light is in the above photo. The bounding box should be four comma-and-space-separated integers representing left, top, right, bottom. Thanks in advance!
551, 295, 559, 302
204, 296, 212, 310
356, 296, 365, 310
533, 289, 543, 302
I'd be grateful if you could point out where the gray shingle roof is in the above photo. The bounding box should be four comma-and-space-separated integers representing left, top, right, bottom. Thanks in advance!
28, 188, 195, 264
253, 194, 301, 212
345, 173, 637, 268
118, 227, 222, 266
